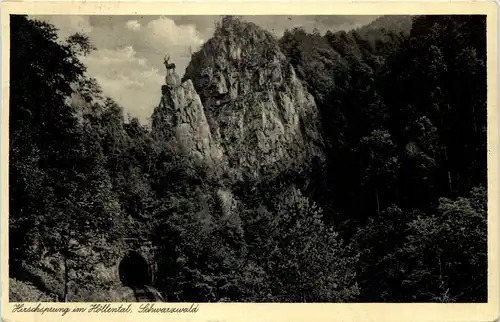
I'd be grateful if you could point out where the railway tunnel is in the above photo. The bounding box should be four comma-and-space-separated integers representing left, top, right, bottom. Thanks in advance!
118, 250, 152, 287
118, 249, 165, 302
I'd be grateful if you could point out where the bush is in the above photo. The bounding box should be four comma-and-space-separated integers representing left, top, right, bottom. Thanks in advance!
401, 186, 487, 301
243, 187, 360, 302
9, 278, 55, 302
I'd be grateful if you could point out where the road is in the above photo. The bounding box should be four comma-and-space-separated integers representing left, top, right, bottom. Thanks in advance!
133, 285, 166, 302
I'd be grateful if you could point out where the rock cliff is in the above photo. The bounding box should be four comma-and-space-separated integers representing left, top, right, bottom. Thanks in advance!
152, 16, 325, 179
151, 69, 222, 163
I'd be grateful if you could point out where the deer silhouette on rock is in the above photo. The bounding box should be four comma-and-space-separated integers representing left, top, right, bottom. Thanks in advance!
163, 55, 176, 70
162, 55, 181, 89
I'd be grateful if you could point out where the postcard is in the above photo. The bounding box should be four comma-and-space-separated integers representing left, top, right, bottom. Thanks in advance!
1, 1, 498, 322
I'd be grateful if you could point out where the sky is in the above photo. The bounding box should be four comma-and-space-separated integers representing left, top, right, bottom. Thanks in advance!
32, 15, 378, 123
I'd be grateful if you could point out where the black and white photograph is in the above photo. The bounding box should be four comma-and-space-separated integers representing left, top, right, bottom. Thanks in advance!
7, 11, 491, 304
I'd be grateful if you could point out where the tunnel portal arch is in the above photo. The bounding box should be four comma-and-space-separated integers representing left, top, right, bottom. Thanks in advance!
118, 250, 152, 287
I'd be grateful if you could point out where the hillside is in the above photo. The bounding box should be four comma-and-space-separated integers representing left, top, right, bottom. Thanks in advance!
357, 15, 413, 34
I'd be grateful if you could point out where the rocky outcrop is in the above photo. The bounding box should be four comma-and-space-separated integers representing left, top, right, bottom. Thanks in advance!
151, 69, 222, 163
185, 16, 325, 178
153, 16, 326, 179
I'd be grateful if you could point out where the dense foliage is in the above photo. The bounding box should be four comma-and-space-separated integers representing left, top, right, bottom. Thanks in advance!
9, 14, 487, 302
280, 15, 487, 302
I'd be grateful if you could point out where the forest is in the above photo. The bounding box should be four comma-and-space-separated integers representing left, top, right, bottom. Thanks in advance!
9, 14, 488, 302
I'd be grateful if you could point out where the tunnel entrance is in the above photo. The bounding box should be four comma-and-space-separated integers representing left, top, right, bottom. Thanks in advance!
118, 251, 151, 287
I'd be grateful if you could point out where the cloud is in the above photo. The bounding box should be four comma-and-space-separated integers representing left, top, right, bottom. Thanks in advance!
125, 20, 141, 31
35, 15, 208, 125
30, 15, 93, 40
146, 17, 205, 47
82, 46, 164, 124
138, 17, 206, 74
81, 17, 207, 124
83, 16, 205, 71
76, 16, 206, 79
32, 15, 379, 124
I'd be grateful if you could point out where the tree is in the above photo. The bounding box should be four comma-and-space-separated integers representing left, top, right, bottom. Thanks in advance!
254, 187, 359, 302
9, 15, 119, 301
353, 205, 412, 301
10, 15, 88, 272
401, 186, 487, 302
379, 15, 487, 199
359, 129, 400, 216
153, 187, 245, 302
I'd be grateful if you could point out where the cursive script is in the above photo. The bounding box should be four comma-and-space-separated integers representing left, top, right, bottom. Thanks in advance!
12, 304, 71, 316
138, 303, 199, 313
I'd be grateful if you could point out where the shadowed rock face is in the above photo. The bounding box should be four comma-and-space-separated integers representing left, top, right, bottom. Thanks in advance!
153, 16, 326, 179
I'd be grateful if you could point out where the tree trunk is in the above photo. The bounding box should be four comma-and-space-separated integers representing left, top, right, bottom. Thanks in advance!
472, 102, 478, 135
375, 188, 380, 216
63, 242, 69, 302
444, 146, 453, 194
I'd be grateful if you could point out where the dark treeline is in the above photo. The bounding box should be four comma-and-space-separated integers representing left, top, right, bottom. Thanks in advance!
280, 15, 487, 302
9, 14, 487, 303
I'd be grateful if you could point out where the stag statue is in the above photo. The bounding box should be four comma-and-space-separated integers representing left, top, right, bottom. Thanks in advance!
163, 55, 176, 70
